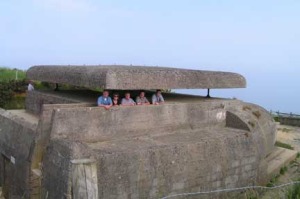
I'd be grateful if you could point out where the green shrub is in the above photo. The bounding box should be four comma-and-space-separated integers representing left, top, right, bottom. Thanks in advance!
273, 116, 279, 122
3, 95, 26, 110
286, 182, 300, 199
0, 80, 27, 108
280, 166, 288, 175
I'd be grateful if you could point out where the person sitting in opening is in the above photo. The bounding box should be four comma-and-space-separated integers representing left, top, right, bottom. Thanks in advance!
97, 90, 112, 110
112, 93, 120, 106
28, 80, 34, 91
121, 92, 136, 106
136, 90, 150, 105
152, 89, 165, 105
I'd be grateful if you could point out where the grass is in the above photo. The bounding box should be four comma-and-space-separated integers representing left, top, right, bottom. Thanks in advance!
0, 67, 26, 81
275, 141, 294, 150
280, 166, 288, 175
266, 174, 281, 187
286, 180, 300, 199
3, 94, 26, 110
278, 128, 292, 133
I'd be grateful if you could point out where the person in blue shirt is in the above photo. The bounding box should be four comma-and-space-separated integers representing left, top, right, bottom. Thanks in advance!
97, 90, 112, 110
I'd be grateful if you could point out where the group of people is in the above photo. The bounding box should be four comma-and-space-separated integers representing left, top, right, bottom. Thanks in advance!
97, 90, 164, 110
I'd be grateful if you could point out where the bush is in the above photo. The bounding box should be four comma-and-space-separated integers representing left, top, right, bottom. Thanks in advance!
286, 182, 300, 199
273, 116, 279, 122
0, 80, 27, 108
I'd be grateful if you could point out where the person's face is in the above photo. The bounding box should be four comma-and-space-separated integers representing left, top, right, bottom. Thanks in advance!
103, 91, 109, 97
156, 91, 161, 96
140, 92, 145, 98
113, 95, 119, 100
125, 93, 130, 99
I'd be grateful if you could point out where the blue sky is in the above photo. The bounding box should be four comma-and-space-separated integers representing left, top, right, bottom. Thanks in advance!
1, 0, 299, 113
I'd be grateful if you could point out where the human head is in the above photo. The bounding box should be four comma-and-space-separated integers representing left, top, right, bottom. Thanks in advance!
139, 90, 145, 98
156, 89, 162, 96
103, 90, 109, 97
125, 92, 130, 99
113, 93, 119, 99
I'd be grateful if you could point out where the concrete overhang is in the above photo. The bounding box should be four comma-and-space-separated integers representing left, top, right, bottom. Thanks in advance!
26, 65, 246, 90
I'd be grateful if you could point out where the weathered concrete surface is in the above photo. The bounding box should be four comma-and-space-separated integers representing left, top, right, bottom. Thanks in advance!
0, 88, 276, 198
37, 94, 276, 198
0, 89, 277, 198
266, 147, 297, 179
26, 65, 246, 90
25, 90, 87, 114
0, 109, 37, 198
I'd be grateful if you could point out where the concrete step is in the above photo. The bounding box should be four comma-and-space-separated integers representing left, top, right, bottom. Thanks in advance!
266, 146, 298, 177
266, 147, 287, 163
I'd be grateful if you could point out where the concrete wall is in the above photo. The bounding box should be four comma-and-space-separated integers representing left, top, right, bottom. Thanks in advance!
41, 140, 92, 199
25, 91, 82, 115
0, 89, 277, 199
49, 101, 227, 142
39, 99, 276, 198
0, 109, 37, 198
32, 103, 93, 169
41, 132, 260, 199
226, 102, 276, 159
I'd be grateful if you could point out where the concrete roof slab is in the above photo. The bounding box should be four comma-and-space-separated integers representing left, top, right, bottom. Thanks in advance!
26, 65, 246, 90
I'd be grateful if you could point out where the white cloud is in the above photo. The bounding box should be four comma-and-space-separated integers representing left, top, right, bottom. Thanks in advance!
33, 0, 96, 13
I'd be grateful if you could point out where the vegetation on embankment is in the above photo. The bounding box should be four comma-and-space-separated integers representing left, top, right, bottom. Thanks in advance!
0, 67, 26, 81
0, 67, 27, 109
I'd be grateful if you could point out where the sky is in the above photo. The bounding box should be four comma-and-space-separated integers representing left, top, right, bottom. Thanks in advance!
0, 0, 299, 113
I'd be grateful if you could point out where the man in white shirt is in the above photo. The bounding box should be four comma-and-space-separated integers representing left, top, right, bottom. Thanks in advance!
28, 81, 34, 91
121, 92, 136, 106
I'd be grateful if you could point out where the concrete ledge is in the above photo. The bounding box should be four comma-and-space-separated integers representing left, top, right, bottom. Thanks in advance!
266, 147, 298, 178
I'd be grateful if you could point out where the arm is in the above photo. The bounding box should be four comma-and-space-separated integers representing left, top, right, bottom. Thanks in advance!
131, 99, 136, 105
136, 97, 142, 105
105, 97, 113, 109
97, 97, 103, 106
152, 95, 157, 105
159, 95, 165, 104
144, 97, 150, 105
98, 97, 112, 109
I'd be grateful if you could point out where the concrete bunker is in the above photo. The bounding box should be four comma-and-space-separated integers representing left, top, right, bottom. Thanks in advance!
0, 65, 283, 199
